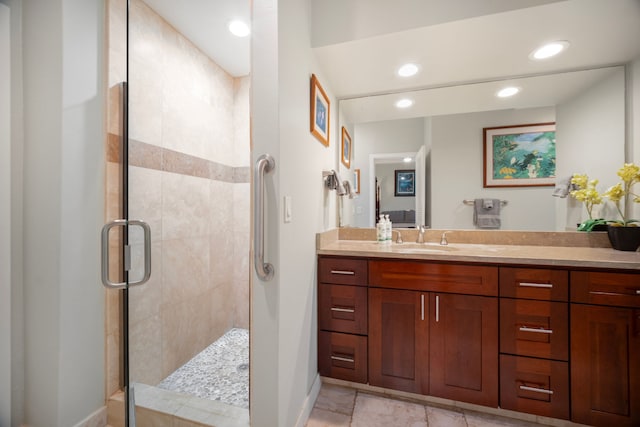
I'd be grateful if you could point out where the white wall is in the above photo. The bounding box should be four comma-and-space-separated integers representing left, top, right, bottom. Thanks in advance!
430, 107, 556, 230
629, 58, 640, 221
251, 0, 338, 425
0, 3, 11, 424
20, 0, 105, 425
351, 118, 425, 227
556, 67, 625, 229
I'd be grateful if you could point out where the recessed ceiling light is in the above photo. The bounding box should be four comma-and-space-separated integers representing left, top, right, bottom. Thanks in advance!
397, 63, 419, 77
229, 20, 250, 37
497, 87, 520, 98
396, 99, 413, 108
530, 41, 569, 60
403, 157, 413, 163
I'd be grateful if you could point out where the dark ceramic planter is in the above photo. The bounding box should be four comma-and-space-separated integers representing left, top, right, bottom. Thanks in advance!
607, 225, 640, 251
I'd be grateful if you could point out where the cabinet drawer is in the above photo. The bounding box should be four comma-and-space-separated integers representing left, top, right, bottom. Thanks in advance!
318, 284, 367, 334
500, 299, 568, 361
571, 271, 640, 308
500, 268, 568, 301
318, 331, 367, 383
369, 260, 498, 296
318, 257, 368, 286
500, 355, 569, 420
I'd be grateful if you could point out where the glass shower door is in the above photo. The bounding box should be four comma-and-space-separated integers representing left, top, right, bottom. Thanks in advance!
123, 0, 252, 425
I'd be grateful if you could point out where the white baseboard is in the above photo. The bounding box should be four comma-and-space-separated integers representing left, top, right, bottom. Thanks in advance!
293, 374, 322, 427
73, 406, 107, 427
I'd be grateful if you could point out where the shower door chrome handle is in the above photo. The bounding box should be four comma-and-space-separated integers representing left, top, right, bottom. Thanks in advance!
128, 219, 152, 287
101, 219, 152, 288
254, 154, 276, 281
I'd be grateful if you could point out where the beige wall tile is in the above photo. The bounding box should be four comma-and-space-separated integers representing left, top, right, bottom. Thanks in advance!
130, 314, 164, 385
162, 237, 210, 303
162, 173, 211, 241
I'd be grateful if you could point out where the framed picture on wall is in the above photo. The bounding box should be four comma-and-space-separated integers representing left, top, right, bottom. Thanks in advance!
310, 74, 330, 146
341, 127, 352, 168
354, 169, 361, 194
483, 122, 556, 188
394, 169, 415, 196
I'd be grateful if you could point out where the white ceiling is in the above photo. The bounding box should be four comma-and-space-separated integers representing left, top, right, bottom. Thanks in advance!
314, 0, 640, 98
145, 0, 640, 122
143, 0, 250, 77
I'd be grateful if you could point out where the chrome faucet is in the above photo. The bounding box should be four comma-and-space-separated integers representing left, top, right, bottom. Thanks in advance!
440, 231, 452, 246
392, 230, 403, 244
416, 225, 429, 243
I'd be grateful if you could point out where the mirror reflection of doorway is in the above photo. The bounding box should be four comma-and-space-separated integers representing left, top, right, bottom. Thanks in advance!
371, 148, 426, 229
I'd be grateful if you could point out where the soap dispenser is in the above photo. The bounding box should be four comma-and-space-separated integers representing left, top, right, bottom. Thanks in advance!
377, 215, 385, 244
385, 214, 392, 242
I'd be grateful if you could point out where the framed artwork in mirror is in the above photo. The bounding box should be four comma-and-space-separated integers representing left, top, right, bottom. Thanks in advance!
310, 74, 330, 146
394, 169, 415, 196
341, 127, 352, 168
354, 169, 361, 194
483, 122, 556, 188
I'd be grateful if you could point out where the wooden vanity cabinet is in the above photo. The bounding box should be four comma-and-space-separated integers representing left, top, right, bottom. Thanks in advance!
368, 287, 428, 393
368, 260, 499, 407
570, 271, 640, 427
317, 256, 368, 383
498, 267, 570, 420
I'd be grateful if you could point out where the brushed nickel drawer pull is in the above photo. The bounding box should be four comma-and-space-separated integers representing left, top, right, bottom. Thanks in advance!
331, 355, 354, 363
590, 291, 628, 297
519, 385, 554, 395
519, 326, 553, 334
330, 270, 356, 275
331, 307, 355, 313
636, 289, 640, 295
518, 282, 553, 288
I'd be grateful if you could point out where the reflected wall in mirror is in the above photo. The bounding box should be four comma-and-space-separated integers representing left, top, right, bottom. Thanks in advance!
323, 0, 640, 232
341, 67, 628, 231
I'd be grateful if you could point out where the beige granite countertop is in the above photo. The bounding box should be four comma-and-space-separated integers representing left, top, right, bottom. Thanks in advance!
317, 228, 640, 271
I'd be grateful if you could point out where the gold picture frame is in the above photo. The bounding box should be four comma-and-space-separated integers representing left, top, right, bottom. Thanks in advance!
310, 74, 330, 146
341, 126, 351, 169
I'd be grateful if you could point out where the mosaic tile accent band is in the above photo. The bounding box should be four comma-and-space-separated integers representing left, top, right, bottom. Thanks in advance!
107, 135, 250, 184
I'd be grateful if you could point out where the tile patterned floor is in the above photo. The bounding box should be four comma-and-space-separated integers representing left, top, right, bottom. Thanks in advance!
157, 328, 249, 409
306, 383, 572, 427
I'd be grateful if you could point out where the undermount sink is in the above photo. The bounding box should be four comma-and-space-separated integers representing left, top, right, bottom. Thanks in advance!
392, 243, 458, 253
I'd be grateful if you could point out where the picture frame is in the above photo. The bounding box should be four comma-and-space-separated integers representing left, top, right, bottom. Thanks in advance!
394, 169, 415, 196
310, 74, 330, 147
341, 127, 352, 168
353, 169, 361, 194
483, 122, 556, 188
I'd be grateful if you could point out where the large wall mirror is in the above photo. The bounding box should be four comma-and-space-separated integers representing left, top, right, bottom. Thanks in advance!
312, 0, 640, 231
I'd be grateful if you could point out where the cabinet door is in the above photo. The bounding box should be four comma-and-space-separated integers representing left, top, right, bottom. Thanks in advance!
368, 288, 429, 393
571, 305, 640, 427
430, 293, 498, 407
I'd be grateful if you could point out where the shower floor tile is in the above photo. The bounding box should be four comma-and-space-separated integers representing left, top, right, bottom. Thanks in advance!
157, 328, 249, 409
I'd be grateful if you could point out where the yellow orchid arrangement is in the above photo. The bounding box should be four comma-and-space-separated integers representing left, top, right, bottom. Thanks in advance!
603, 163, 640, 226
570, 174, 602, 221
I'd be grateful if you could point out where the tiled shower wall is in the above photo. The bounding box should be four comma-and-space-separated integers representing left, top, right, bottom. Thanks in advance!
106, 0, 250, 396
